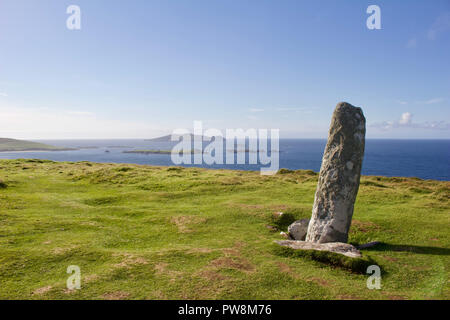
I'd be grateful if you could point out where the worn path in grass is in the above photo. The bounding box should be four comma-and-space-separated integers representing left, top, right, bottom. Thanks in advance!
0, 159, 448, 299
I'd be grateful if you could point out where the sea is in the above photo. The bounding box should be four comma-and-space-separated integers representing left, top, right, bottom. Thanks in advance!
0, 139, 449, 181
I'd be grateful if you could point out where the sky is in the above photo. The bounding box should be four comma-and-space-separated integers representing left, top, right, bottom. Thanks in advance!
0, 0, 449, 139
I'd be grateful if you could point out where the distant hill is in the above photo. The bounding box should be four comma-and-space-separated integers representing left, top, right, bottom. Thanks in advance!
145, 134, 222, 142
0, 138, 76, 152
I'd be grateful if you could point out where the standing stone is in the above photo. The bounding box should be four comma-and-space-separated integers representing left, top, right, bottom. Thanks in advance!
305, 102, 366, 243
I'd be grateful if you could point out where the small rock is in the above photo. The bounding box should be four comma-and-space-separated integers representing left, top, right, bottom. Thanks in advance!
280, 231, 289, 239
287, 219, 310, 240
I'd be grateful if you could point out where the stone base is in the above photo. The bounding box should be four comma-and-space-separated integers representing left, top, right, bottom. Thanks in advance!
275, 240, 362, 258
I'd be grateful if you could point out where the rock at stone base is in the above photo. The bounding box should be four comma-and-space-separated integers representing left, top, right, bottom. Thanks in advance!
275, 240, 362, 258
279, 231, 290, 239
287, 219, 310, 241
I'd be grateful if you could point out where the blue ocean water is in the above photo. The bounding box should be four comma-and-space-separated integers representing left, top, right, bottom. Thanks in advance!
0, 139, 448, 181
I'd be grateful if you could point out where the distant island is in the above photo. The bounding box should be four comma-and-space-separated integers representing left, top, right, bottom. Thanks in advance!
107, 146, 133, 149
123, 149, 203, 155
145, 134, 221, 142
0, 138, 76, 152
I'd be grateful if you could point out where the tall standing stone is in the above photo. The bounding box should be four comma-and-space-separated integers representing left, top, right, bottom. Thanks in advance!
305, 102, 366, 243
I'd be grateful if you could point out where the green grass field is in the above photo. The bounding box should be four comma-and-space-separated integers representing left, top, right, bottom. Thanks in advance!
0, 159, 448, 300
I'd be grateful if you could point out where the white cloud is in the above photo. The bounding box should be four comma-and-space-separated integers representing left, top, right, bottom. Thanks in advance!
428, 12, 450, 40
396, 100, 408, 105
249, 108, 264, 112
370, 112, 450, 131
0, 92, 7, 97
399, 112, 412, 125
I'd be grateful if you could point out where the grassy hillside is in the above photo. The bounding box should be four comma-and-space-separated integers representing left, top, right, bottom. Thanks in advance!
0, 159, 448, 300
0, 138, 74, 152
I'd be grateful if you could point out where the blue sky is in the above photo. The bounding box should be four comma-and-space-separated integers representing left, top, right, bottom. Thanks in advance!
0, 0, 449, 139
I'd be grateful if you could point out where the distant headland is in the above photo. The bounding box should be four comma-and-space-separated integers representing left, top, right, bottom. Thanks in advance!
0, 138, 76, 152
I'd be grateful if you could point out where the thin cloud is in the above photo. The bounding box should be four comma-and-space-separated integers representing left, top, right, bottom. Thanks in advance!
0, 92, 7, 97
419, 98, 444, 105
67, 111, 95, 116
428, 12, 450, 40
406, 12, 450, 48
249, 108, 264, 112
406, 38, 417, 48
275, 107, 314, 113
0, 104, 165, 139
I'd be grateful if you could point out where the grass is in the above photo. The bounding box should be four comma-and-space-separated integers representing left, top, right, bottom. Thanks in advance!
0, 138, 74, 152
0, 159, 448, 300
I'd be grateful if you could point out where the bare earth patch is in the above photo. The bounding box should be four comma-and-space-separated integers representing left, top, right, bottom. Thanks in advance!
337, 294, 362, 300
171, 216, 207, 233
52, 245, 79, 255
196, 241, 253, 282
197, 269, 229, 281
32, 285, 52, 296
277, 262, 300, 279
114, 253, 148, 269
186, 247, 214, 254
154, 262, 183, 282
209, 256, 254, 272
276, 263, 331, 287
350, 220, 380, 233
102, 291, 130, 300
309, 277, 332, 287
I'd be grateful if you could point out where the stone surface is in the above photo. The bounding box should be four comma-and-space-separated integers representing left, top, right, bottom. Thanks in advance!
306, 102, 366, 244
275, 240, 362, 258
287, 219, 310, 240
